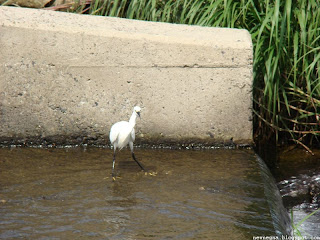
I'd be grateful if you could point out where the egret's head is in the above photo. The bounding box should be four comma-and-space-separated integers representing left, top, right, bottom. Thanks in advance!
134, 106, 141, 118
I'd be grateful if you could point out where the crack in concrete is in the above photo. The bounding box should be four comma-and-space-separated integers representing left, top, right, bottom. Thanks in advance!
68, 64, 249, 69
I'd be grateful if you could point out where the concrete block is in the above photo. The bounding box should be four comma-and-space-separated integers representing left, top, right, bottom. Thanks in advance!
0, 6, 253, 146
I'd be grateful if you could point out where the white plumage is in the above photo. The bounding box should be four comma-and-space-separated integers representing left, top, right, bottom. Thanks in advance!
109, 106, 145, 180
109, 121, 136, 151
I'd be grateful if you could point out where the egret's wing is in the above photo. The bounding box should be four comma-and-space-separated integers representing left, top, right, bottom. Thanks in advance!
110, 121, 133, 150
109, 121, 127, 144
109, 124, 119, 144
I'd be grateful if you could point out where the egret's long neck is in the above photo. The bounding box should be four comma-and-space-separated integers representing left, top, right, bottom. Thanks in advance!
129, 111, 137, 127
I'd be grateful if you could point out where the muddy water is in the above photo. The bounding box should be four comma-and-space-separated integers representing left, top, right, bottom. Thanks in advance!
0, 147, 286, 239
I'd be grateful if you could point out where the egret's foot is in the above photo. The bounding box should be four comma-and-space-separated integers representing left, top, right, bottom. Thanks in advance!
112, 172, 116, 181
145, 171, 157, 177
112, 176, 122, 181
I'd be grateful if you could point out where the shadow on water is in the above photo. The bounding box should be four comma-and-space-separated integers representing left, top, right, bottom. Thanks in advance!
0, 147, 291, 239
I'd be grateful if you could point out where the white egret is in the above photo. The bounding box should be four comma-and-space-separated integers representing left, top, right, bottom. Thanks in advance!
109, 106, 145, 180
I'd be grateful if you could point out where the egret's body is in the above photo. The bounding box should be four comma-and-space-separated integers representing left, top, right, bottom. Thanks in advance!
109, 106, 144, 180
110, 121, 135, 150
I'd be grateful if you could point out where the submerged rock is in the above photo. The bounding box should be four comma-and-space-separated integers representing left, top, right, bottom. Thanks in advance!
278, 173, 320, 209
309, 180, 320, 205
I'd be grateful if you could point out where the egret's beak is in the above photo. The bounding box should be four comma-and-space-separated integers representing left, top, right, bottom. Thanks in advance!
137, 112, 141, 118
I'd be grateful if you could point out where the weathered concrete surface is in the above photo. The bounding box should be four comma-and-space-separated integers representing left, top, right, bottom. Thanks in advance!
0, 6, 253, 146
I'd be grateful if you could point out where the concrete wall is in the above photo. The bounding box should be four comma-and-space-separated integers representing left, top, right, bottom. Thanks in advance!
0, 6, 253, 146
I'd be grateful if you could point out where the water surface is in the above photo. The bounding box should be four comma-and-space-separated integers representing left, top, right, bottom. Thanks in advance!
0, 147, 286, 239
275, 148, 320, 237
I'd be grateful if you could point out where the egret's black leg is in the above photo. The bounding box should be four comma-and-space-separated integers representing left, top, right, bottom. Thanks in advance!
132, 152, 145, 171
112, 152, 116, 181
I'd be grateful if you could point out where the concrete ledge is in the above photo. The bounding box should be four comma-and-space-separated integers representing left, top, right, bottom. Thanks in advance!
0, 6, 253, 146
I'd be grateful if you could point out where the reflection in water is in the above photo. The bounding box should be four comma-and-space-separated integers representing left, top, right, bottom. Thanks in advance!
0, 147, 290, 239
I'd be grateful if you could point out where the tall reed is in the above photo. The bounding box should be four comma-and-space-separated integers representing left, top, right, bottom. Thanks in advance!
64, 0, 320, 146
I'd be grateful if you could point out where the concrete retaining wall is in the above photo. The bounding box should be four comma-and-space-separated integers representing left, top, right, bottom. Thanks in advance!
0, 6, 253, 146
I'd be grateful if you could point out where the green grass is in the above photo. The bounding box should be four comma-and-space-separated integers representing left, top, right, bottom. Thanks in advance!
47, 0, 320, 146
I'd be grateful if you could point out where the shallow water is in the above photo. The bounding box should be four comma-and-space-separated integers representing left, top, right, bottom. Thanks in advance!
0, 147, 287, 239
275, 149, 320, 238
